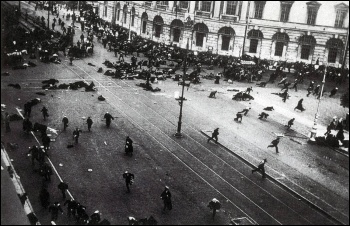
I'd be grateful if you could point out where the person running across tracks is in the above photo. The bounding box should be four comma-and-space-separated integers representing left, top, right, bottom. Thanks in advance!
252, 159, 267, 178
267, 137, 280, 153
207, 128, 219, 143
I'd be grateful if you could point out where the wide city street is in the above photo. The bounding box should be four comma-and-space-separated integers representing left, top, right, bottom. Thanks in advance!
1, 1, 349, 225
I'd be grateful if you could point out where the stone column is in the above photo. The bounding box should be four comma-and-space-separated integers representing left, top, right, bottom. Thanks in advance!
213, 1, 221, 18
189, 1, 196, 14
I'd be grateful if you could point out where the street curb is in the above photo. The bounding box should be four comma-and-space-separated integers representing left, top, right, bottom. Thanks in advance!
200, 130, 346, 225
1, 144, 40, 225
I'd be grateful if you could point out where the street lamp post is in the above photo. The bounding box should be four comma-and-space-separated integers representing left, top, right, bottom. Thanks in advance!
175, 38, 189, 138
128, 10, 131, 41
309, 65, 327, 142
175, 17, 193, 138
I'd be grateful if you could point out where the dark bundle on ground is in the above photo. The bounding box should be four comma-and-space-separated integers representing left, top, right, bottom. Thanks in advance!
8, 83, 21, 89
88, 63, 96, 66
28, 98, 41, 107
57, 84, 70, 89
42, 79, 59, 85
104, 70, 114, 76
12, 65, 27, 70
35, 92, 46, 96
98, 95, 106, 101
67, 144, 74, 148
9, 114, 23, 121
28, 61, 37, 67
97, 67, 103, 73
264, 106, 274, 111
69, 81, 89, 90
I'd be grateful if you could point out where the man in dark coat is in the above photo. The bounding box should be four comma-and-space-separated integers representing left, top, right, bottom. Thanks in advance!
64, 199, 78, 217
49, 202, 63, 221
42, 134, 51, 151
39, 187, 50, 209
160, 186, 172, 211
58, 181, 69, 199
104, 112, 114, 127
123, 171, 135, 193
267, 137, 280, 153
86, 117, 93, 131
286, 118, 295, 129
252, 158, 267, 178
207, 128, 219, 143
207, 198, 221, 220
62, 116, 69, 131
90, 210, 101, 224
73, 128, 82, 144
40, 162, 53, 181
294, 98, 305, 112
41, 106, 49, 120
125, 136, 133, 156
329, 87, 338, 97
23, 117, 33, 133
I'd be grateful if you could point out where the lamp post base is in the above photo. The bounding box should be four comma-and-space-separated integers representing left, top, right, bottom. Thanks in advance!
174, 132, 183, 138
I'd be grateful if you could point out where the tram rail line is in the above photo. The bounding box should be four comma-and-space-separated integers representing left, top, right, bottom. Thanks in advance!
73, 56, 347, 224
57, 59, 341, 224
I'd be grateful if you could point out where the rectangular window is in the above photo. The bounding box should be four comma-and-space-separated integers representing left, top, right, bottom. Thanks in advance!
124, 13, 127, 23
104, 6, 107, 17
180, 1, 188, 9
221, 36, 230, 50
254, 3, 264, 19
226, 1, 237, 15
131, 15, 135, 26
157, 1, 169, 6
334, 10, 346, 28
202, 1, 212, 12
173, 28, 181, 42
307, 7, 317, 25
301, 45, 311, 60
117, 10, 120, 21
280, 5, 291, 22
328, 48, 337, 63
155, 25, 161, 38
142, 21, 147, 33
275, 42, 284, 56
196, 33, 205, 47
249, 39, 259, 53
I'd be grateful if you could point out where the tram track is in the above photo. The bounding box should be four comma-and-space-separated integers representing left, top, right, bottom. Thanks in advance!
55, 59, 342, 224
73, 56, 347, 224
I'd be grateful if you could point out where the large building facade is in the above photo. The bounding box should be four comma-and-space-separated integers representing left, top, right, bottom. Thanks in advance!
97, 1, 349, 67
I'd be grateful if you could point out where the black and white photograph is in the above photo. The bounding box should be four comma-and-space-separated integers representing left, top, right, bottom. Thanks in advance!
1, 1, 349, 225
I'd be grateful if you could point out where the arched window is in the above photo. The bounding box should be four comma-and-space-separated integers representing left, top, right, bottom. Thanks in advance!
116, 3, 121, 21
218, 27, 235, 51
326, 38, 344, 63
170, 19, 184, 42
141, 12, 148, 34
247, 29, 264, 53
123, 5, 128, 24
131, 7, 135, 26
193, 23, 209, 47
153, 15, 164, 38
299, 35, 316, 60
272, 32, 289, 56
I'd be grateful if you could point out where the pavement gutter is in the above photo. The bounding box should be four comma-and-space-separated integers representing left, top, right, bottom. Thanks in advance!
1, 143, 40, 225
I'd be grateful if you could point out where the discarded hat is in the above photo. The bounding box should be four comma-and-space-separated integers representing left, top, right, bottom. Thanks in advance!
94, 210, 99, 213
125, 171, 128, 174
165, 186, 169, 189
